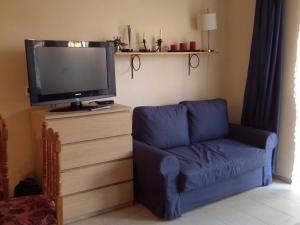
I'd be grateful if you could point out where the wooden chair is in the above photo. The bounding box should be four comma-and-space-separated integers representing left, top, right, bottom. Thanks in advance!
0, 115, 9, 201
0, 123, 62, 225
42, 124, 63, 225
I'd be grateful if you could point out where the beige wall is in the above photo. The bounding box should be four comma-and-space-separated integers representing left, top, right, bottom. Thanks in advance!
223, 0, 256, 123
224, 0, 300, 180
3, 0, 296, 190
0, 0, 227, 192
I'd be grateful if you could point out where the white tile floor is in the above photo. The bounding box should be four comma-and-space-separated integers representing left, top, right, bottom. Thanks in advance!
71, 181, 300, 225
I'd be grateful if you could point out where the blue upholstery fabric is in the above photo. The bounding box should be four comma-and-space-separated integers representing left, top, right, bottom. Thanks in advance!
165, 139, 265, 192
133, 140, 181, 219
229, 124, 277, 185
132, 103, 277, 220
180, 99, 229, 142
229, 123, 277, 150
132, 105, 190, 149
181, 168, 263, 213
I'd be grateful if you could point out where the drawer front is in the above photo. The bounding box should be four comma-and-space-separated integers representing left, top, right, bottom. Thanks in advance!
61, 159, 133, 196
61, 135, 132, 170
47, 111, 132, 144
63, 181, 133, 222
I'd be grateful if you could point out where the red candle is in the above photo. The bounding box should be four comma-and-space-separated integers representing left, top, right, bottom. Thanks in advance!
190, 41, 196, 51
170, 44, 178, 52
180, 43, 188, 51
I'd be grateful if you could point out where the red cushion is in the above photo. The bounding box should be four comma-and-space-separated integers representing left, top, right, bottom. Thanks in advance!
0, 195, 57, 225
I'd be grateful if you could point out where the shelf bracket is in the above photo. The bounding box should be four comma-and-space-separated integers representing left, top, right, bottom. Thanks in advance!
130, 54, 141, 79
115, 52, 206, 78
188, 54, 200, 75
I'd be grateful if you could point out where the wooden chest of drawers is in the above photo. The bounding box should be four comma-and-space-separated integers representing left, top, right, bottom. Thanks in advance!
31, 104, 133, 224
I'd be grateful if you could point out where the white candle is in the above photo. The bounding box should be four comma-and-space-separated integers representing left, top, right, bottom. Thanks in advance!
160, 28, 163, 39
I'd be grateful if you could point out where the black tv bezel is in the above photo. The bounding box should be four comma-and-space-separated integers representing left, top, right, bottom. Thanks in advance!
25, 39, 116, 106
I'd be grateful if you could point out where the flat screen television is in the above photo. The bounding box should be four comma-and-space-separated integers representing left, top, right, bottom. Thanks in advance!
25, 39, 116, 112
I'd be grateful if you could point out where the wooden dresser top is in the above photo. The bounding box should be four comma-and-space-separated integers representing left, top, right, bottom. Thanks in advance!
32, 104, 131, 120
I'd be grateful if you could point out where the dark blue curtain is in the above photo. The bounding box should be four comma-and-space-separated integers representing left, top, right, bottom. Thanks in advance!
241, 0, 284, 173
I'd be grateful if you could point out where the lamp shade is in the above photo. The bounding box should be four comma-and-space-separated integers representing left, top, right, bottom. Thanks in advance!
197, 12, 217, 31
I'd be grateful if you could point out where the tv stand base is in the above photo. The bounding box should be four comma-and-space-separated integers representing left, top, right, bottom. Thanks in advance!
49, 100, 114, 112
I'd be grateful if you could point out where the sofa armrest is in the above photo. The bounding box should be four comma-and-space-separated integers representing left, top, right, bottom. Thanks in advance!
133, 140, 180, 183
229, 123, 277, 150
133, 140, 181, 219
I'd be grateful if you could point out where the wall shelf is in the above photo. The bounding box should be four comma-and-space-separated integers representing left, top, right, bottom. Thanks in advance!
115, 51, 218, 79
115, 51, 217, 56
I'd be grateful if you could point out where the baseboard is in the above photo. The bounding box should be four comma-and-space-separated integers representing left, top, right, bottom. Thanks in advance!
273, 175, 292, 184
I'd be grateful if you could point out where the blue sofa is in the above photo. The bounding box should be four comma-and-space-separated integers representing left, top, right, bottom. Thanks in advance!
132, 99, 277, 220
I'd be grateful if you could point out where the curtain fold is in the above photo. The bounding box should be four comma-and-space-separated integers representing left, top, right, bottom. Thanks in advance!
241, 0, 284, 173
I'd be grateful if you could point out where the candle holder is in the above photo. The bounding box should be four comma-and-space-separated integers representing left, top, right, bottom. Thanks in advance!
156, 38, 163, 52
139, 39, 150, 52
121, 25, 133, 52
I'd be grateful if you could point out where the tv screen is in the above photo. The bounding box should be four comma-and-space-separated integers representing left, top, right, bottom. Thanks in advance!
36, 47, 108, 95
25, 40, 116, 107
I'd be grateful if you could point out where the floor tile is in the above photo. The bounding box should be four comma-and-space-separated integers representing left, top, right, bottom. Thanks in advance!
70, 181, 300, 225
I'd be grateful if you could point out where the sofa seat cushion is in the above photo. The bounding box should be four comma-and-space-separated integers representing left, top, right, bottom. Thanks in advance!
133, 104, 190, 149
180, 99, 229, 142
165, 139, 266, 192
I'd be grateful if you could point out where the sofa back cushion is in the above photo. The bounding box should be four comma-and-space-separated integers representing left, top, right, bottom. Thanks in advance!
180, 99, 229, 142
132, 104, 190, 149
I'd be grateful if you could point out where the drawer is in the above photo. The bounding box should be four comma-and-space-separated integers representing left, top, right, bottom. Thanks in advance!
61, 159, 133, 196
63, 181, 133, 222
61, 135, 132, 170
47, 111, 132, 144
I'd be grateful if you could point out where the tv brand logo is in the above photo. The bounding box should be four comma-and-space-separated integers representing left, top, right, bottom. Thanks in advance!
75, 93, 82, 96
